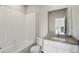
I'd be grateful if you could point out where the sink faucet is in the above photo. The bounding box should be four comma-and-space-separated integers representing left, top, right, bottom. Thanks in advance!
57, 33, 60, 38
0, 47, 2, 49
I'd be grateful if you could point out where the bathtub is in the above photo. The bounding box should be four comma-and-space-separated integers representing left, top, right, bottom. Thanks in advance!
0, 40, 35, 53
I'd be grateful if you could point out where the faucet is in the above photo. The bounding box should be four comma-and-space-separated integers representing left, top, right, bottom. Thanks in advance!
57, 27, 60, 38
0, 47, 2, 49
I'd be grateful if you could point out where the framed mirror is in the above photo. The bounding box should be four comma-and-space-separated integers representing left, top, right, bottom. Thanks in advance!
48, 8, 67, 36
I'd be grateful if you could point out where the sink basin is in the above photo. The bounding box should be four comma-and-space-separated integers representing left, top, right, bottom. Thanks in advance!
51, 37, 66, 41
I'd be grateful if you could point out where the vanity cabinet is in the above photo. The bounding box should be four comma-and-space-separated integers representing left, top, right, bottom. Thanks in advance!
43, 39, 79, 53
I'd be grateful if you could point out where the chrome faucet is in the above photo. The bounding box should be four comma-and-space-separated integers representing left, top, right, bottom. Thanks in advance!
0, 47, 2, 49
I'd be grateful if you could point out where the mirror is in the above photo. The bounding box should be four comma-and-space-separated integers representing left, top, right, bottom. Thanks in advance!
55, 16, 65, 35
48, 8, 67, 35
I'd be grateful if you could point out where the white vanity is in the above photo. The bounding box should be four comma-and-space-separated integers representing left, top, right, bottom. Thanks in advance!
43, 35, 79, 53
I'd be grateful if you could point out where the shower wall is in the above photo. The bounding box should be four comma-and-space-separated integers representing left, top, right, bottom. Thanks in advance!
25, 13, 36, 42
0, 6, 36, 50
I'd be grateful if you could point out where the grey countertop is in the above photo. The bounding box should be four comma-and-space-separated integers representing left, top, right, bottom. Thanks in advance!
43, 34, 79, 45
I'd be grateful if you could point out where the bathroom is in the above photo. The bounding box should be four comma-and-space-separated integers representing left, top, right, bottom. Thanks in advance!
0, 5, 79, 53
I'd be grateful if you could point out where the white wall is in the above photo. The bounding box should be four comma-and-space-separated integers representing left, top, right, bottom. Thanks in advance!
25, 5, 43, 37
26, 5, 72, 38
40, 5, 73, 36
71, 6, 79, 40
3, 5, 26, 14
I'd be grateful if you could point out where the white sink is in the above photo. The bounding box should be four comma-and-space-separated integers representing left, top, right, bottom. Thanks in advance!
51, 37, 66, 41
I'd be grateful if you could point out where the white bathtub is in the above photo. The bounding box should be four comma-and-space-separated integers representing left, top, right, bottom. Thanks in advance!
0, 40, 35, 53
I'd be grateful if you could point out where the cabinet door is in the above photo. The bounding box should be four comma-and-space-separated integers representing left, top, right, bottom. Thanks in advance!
44, 40, 58, 53
58, 48, 71, 53
71, 45, 79, 53
44, 45, 58, 53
